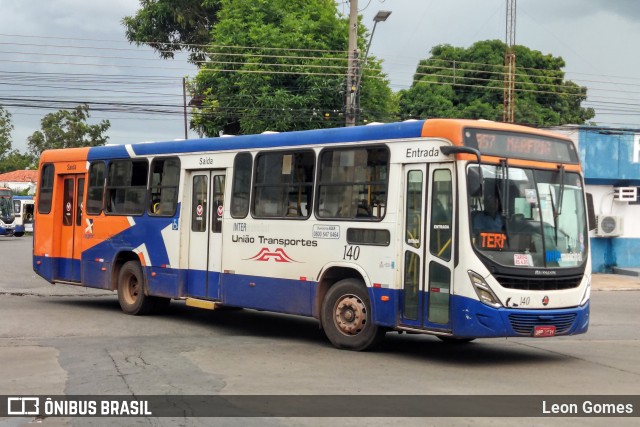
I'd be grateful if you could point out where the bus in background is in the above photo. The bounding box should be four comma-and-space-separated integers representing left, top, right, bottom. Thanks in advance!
0, 188, 16, 236
32, 119, 591, 350
13, 195, 35, 236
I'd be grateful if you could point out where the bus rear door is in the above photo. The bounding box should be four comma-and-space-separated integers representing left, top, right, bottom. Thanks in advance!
58, 174, 85, 282
400, 163, 455, 331
187, 169, 225, 300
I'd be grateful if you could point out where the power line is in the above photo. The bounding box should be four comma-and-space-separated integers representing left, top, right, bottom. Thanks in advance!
2, 37, 640, 131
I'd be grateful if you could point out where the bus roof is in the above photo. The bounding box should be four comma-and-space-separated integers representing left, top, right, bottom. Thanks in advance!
85, 120, 427, 161
37, 119, 573, 162
421, 119, 573, 146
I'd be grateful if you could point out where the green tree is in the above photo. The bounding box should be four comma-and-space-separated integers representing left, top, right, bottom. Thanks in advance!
123, 0, 222, 64
0, 106, 13, 159
399, 40, 595, 126
27, 105, 111, 157
0, 150, 35, 173
189, 0, 395, 136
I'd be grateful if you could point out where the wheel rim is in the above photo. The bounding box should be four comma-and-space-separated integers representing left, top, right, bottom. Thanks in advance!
333, 294, 367, 336
122, 271, 140, 306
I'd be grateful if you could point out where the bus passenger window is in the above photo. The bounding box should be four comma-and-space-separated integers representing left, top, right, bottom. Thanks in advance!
105, 160, 148, 215
252, 150, 314, 218
148, 158, 180, 216
38, 164, 55, 214
231, 153, 252, 218
317, 147, 388, 220
86, 162, 106, 215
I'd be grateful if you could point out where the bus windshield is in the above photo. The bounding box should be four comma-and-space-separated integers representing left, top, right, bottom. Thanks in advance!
0, 194, 14, 221
468, 164, 587, 269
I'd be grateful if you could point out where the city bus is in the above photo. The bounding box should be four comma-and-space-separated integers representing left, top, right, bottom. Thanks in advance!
0, 187, 16, 236
13, 195, 35, 236
32, 119, 591, 350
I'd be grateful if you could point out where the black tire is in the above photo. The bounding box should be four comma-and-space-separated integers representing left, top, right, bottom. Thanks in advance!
117, 261, 155, 315
321, 279, 385, 351
437, 336, 476, 344
14, 232, 24, 237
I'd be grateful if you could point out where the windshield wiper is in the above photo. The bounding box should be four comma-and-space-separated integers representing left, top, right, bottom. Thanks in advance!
556, 164, 565, 218
549, 165, 565, 244
496, 158, 510, 247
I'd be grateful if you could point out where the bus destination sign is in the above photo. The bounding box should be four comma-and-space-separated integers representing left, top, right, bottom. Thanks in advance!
464, 128, 578, 164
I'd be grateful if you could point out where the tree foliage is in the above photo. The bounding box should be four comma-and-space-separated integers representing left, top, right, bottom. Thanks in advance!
123, 0, 222, 64
398, 40, 595, 126
189, 0, 395, 136
0, 107, 35, 172
0, 106, 13, 159
0, 151, 35, 174
27, 105, 111, 157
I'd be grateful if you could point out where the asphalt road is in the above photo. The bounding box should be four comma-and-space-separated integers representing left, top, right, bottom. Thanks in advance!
0, 236, 639, 427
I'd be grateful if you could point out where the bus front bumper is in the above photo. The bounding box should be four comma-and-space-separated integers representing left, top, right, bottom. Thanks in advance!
450, 295, 590, 338
0, 224, 15, 235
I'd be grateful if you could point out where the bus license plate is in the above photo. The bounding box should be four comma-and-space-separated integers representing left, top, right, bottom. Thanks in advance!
533, 326, 556, 337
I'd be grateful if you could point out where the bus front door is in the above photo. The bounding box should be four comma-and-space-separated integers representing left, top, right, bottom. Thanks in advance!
187, 170, 225, 300
57, 174, 85, 282
400, 163, 454, 331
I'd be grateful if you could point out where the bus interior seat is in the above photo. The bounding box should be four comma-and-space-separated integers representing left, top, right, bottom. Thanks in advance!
356, 201, 371, 217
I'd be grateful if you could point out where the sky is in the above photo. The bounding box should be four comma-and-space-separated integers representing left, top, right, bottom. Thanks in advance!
1, 0, 640, 153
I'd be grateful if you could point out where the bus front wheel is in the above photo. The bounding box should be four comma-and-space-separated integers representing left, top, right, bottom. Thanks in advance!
117, 261, 155, 315
321, 279, 385, 351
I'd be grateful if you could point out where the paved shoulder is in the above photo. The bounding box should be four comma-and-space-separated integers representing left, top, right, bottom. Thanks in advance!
591, 273, 640, 291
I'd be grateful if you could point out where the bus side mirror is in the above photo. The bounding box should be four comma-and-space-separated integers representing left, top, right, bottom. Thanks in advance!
586, 193, 596, 231
441, 145, 484, 198
440, 145, 481, 164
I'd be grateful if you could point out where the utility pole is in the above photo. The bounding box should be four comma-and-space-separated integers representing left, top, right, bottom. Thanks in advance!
503, 0, 516, 123
345, 0, 359, 127
182, 77, 188, 139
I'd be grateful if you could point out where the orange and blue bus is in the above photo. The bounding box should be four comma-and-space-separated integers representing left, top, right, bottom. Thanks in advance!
33, 119, 591, 350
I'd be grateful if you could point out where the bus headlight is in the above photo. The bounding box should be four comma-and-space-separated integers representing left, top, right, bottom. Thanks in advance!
580, 275, 591, 306
468, 271, 502, 308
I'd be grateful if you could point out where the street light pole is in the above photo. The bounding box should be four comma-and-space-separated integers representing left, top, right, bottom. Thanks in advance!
364, 11, 391, 68
345, 0, 359, 127
355, 10, 391, 125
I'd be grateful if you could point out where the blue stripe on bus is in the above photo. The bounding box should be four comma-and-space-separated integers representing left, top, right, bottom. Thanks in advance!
87, 121, 427, 160
33, 256, 81, 283
221, 273, 315, 316
33, 255, 54, 282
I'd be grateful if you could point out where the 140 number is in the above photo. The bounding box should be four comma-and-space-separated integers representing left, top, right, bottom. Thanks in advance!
343, 245, 360, 261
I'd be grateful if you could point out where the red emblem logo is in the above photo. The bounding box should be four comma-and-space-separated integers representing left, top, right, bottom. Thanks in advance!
247, 248, 299, 263
542, 296, 550, 306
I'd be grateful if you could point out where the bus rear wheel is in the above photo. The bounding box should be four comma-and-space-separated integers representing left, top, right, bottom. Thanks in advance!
117, 261, 156, 315
321, 279, 385, 351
